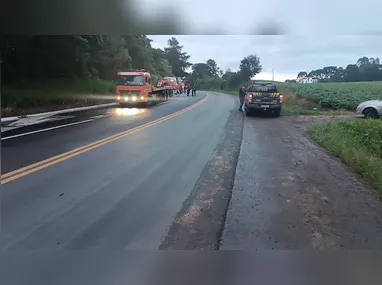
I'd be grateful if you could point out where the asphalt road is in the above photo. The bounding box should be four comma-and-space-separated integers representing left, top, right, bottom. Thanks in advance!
2, 91, 382, 284
2, 94, 202, 173
1, 91, 239, 251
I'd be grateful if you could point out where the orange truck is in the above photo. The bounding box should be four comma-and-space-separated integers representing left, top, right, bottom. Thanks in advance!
115, 70, 173, 106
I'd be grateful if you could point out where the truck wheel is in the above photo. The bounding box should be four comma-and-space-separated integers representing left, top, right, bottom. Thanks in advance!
273, 108, 281, 117
245, 108, 252, 117
364, 108, 379, 119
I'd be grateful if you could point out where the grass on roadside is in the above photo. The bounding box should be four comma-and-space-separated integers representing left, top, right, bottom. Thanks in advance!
2, 78, 115, 109
281, 103, 321, 115
309, 119, 382, 195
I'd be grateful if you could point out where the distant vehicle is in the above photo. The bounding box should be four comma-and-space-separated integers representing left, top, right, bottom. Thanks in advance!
356, 100, 382, 118
157, 77, 179, 94
244, 82, 283, 117
115, 70, 173, 107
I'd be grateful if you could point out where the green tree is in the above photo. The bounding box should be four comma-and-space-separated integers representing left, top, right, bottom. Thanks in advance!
238, 54, 262, 81
2, 35, 176, 84
297, 71, 308, 82
191, 63, 212, 79
206, 59, 219, 77
151, 48, 173, 77
91, 36, 132, 80
297, 56, 382, 83
164, 37, 192, 77
344, 64, 362, 82
123, 36, 156, 73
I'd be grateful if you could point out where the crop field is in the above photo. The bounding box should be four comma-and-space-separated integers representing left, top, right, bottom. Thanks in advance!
276, 81, 382, 110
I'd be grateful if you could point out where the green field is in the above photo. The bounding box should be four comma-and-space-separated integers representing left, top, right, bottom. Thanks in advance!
276, 81, 382, 110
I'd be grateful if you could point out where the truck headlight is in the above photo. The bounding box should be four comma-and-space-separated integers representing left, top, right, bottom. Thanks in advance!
132, 96, 137, 101
124, 97, 129, 101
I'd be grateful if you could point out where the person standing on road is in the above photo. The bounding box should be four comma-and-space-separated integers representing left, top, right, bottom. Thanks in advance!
238, 85, 247, 111
192, 86, 196, 96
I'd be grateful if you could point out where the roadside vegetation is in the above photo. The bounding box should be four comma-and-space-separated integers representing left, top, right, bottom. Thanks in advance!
2, 36, 190, 116
309, 119, 382, 195
276, 87, 352, 115
194, 56, 382, 115
278, 56, 382, 112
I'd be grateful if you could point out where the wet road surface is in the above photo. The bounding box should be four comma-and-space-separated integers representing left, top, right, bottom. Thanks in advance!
3, 91, 382, 251
2, 91, 382, 284
2, 94, 202, 173
1, 92, 238, 250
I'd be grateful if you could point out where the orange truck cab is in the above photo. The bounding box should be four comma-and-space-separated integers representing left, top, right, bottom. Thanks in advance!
115, 70, 172, 106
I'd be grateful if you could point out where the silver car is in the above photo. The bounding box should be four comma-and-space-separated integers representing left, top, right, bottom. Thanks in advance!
356, 100, 382, 118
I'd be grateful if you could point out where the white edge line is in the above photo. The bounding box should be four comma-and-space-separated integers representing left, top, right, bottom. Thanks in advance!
1, 119, 94, 141
89, 114, 111, 119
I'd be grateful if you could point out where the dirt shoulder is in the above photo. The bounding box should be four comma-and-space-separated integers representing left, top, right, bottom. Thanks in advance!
221, 114, 382, 250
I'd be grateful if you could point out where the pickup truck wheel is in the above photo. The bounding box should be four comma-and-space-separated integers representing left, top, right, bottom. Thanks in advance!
273, 108, 281, 117
364, 108, 379, 119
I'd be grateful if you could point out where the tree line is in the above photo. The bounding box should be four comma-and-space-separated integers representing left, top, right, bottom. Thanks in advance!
291, 56, 382, 83
1, 36, 193, 86
186, 54, 262, 90
1, 35, 263, 92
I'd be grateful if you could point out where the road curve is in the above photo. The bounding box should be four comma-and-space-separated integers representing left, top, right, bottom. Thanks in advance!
1, 92, 237, 250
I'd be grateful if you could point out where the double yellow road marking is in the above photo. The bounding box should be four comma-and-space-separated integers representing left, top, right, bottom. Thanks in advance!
1, 95, 208, 185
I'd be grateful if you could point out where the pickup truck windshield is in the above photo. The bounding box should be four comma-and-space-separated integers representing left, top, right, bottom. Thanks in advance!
116, 75, 145, 86
249, 85, 277, 93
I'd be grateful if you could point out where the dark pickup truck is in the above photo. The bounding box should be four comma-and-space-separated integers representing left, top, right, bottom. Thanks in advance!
244, 82, 283, 117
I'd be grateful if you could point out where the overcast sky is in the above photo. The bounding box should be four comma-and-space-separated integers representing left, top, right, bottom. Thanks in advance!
148, 35, 382, 81
139, 0, 382, 35
137, 0, 382, 81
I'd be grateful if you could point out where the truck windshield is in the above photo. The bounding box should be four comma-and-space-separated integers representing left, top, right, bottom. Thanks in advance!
249, 85, 277, 93
116, 75, 145, 86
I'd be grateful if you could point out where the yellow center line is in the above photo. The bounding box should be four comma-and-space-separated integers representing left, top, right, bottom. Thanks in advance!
1, 95, 208, 185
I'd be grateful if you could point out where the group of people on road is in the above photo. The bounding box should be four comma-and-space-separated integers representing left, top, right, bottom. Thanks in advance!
185, 85, 196, 96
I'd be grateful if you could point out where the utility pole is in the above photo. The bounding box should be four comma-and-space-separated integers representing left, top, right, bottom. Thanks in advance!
272, 68, 275, 82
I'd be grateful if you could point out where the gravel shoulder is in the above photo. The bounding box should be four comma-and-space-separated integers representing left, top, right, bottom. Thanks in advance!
220, 114, 382, 250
